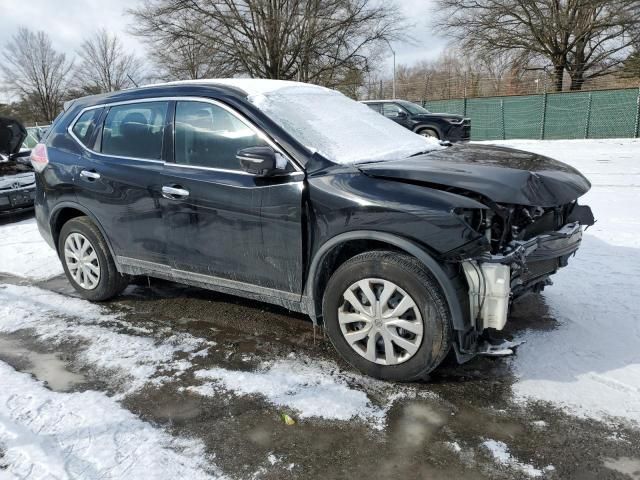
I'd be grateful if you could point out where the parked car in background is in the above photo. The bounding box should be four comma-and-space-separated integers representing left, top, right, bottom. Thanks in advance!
21, 126, 49, 151
362, 99, 470, 142
0, 117, 35, 215
33, 79, 593, 381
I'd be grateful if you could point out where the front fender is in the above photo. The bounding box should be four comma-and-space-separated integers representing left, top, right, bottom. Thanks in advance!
304, 230, 468, 333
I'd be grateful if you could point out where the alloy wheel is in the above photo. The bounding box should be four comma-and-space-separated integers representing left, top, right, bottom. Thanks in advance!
338, 278, 424, 365
64, 232, 100, 290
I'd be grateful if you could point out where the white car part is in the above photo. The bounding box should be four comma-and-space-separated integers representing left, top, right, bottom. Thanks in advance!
462, 261, 510, 330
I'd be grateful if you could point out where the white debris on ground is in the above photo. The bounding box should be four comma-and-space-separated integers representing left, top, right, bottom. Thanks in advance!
481, 439, 554, 478
0, 216, 63, 279
0, 363, 221, 480
484, 139, 640, 426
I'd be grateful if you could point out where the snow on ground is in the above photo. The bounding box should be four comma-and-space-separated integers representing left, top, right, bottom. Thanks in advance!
191, 357, 400, 426
0, 283, 407, 427
481, 439, 554, 478
0, 284, 213, 397
483, 139, 640, 426
0, 216, 63, 279
0, 362, 221, 480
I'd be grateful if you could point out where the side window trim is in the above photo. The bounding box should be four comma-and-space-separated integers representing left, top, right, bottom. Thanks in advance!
66, 96, 301, 172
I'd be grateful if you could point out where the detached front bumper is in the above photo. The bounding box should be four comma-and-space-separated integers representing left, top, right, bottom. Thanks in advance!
462, 221, 585, 331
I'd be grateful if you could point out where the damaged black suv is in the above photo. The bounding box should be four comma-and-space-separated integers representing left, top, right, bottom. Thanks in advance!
33, 79, 594, 381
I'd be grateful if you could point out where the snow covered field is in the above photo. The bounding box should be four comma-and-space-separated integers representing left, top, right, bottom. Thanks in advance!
0, 138, 639, 479
484, 139, 640, 425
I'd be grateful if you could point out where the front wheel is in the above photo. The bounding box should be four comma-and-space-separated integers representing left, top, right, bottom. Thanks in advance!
418, 128, 439, 139
322, 251, 452, 381
58, 216, 129, 301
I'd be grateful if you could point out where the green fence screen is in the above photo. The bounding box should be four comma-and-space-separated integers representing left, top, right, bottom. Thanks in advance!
424, 87, 640, 141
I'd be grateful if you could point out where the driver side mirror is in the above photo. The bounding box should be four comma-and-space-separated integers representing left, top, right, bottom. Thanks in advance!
236, 146, 286, 176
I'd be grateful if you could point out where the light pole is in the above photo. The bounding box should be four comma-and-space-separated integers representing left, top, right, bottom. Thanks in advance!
383, 38, 396, 99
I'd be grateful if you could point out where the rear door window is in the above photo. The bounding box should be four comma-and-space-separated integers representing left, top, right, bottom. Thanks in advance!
101, 102, 169, 160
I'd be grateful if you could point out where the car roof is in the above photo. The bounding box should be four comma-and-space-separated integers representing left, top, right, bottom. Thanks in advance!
64, 79, 329, 111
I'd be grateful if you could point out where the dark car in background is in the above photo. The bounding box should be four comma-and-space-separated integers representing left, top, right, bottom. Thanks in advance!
0, 117, 35, 215
32, 79, 592, 381
362, 99, 470, 142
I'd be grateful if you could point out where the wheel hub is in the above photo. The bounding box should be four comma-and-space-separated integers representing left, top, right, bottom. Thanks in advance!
338, 278, 424, 366
64, 232, 101, 290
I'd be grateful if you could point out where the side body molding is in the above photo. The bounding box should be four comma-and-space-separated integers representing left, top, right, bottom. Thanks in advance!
304, 230, 467, 332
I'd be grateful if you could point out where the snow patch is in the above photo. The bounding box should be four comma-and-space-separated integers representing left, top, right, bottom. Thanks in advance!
0, 361, 222, 479
0, 217, 63, 280
482, 439, 553, 478
191, 358, 401, 426
0, 284, 210, 395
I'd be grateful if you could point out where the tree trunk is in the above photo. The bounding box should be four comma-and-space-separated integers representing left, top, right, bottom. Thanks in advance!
553, 64, 564, 92
569, 72, 585, 90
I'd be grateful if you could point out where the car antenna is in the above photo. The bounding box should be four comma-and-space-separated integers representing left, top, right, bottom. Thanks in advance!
127, 74, 139, 88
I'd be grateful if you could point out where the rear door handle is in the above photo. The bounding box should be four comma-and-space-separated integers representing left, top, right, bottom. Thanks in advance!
162, 185, 190, 199
80, 170, 101, 181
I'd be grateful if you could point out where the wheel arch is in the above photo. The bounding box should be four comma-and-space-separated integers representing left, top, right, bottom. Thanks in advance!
304, 231, 467, 332
50, 202, 120, 269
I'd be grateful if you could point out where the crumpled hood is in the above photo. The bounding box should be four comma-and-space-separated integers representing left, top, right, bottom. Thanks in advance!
0, 117, 27, 156
358, 144, 591, 207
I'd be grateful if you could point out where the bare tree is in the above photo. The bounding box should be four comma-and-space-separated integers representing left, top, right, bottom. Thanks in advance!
435, 0, 640, 91
76, 29, 143, 93
128, 0, 404, 85
1, 27, 73, 122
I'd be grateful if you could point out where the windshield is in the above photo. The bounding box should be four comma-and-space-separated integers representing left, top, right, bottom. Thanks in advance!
398, 101, 431, 115
248, 85, 441, 165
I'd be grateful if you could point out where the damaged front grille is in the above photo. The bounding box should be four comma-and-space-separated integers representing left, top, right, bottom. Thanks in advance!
487, 202, 574, 254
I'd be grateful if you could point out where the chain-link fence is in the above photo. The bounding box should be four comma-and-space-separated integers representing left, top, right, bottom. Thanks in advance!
422, 87, 640, 141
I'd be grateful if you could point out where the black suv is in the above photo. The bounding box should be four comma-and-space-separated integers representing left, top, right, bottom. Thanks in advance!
32, 80, 593, 381
362, 100, 470, 142
1, 117, 35, 215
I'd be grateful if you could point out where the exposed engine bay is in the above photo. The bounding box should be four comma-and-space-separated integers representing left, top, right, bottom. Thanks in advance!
457, 201, 594, 335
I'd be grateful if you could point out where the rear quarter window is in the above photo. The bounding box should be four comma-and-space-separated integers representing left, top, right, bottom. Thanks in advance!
71, 108, 103, 147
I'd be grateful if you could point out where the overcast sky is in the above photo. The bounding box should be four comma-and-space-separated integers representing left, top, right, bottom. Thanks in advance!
0, 0, 448, 101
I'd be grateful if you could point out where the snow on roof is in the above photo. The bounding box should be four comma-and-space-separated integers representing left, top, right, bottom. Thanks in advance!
145, 78, 330, 97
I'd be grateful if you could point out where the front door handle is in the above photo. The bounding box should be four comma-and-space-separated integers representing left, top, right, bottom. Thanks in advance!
80, 170, 101, 181
162, 185, 190, 199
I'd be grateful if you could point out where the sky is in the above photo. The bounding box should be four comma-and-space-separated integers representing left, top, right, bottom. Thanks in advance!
0, 0, 448, 102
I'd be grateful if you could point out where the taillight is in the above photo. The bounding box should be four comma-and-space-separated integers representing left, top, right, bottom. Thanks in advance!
30, 143, 49, 172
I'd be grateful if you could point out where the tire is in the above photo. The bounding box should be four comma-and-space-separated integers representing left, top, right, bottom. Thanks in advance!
58, 216, 129, 301
322, 251, 452, 381
418, 128, 439, 139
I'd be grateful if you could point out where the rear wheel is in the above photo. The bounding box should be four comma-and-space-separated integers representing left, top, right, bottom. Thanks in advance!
58, 217, 129, 301
322, 251, 452, 381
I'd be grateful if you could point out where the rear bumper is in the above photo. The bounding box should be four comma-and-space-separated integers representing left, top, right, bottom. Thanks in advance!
0, 186, 36, 214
